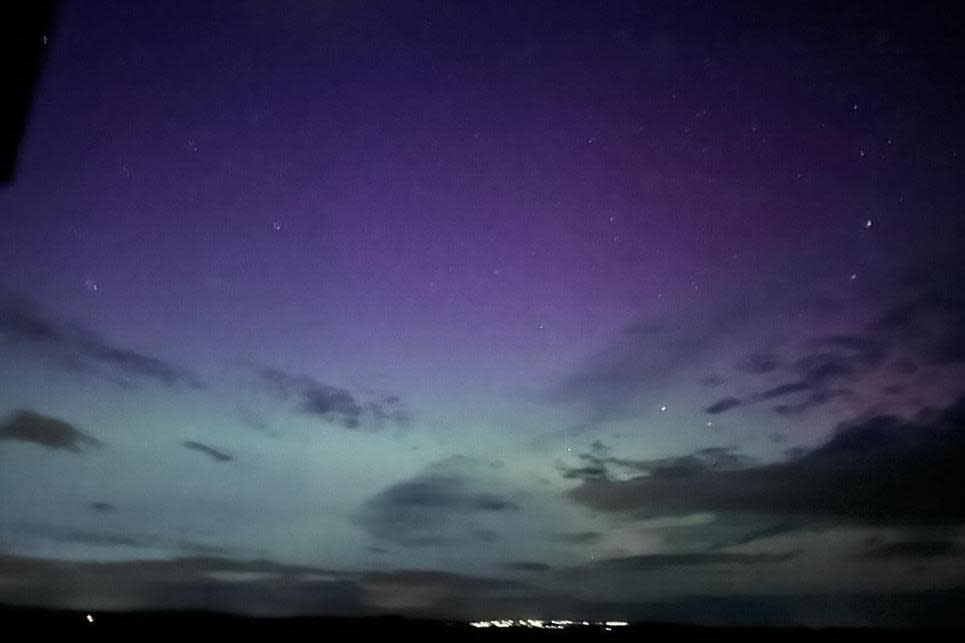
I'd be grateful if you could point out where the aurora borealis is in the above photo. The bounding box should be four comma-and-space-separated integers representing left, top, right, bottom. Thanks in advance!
2, 0, 965, 626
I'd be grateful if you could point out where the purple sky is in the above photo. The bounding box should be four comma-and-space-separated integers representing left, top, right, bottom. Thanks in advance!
1, 0, 965, 626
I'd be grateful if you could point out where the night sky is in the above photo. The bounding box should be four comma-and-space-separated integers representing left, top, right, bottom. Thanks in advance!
2, 0, 965, 627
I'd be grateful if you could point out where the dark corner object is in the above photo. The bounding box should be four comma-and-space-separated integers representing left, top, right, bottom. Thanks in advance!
0, 2, 59, 185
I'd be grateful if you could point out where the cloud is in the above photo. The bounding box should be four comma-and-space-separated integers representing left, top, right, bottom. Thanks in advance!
0, 295, 204, 389
1, 551, 964, 625
354, 458, 519, 547
758, 381, 813, 400
504, 561, 551, 572
703, 359, 856, 418
560, 445, 753, 483
357, 569, 523, 613
258, 367, 408, 430
869, 267, 965, 365
183, 441, 233, 462
25, 527, 142, 547
546, 257, 849, 430
0, 409, 101, 452
708, 522, 799, 550
0, 554, 363, 616
2, 523, 258, 559
0, 551, 536, 620
736, 353, 780, 374
553, 260, 965, 431
238, 407, 269, 432
701, 265, 965, 419
553, 530, 603, 545
861, 540, 965, 560
705, 397, 742, 414
567, 393, 965, 527
575, 551, 798, 572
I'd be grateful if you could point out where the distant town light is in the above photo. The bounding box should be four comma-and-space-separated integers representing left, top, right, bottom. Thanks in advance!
468, 619, 629, 630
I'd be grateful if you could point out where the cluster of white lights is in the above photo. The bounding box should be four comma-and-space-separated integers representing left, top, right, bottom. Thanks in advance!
469, 619, 627, 629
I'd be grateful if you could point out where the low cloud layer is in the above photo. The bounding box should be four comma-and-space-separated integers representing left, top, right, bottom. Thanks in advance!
2, 552, 963, 626
573, 551, 798, 573
552, 531, 603, 545
567, 393, 965, 527
861, 539, 965, 560
0, 553, 529, 618
561, 441, 753, 483
1, 523, 259, 560
354, 457, 519, 547
0, 409, 101, 452
0, 554, 363, 616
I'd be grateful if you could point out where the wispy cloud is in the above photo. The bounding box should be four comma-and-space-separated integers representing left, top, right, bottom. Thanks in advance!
257, 367, 409, 430
860, 539, 965, 560
573, 551, 798, 572
699, 265, 965, 419
183, 440, 233, 462
0, 294, 204, 389
2, 523, 260, 560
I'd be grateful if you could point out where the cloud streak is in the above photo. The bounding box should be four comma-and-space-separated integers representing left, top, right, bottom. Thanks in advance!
0, 295, 204, 389
0, 409, 101, 452
861, 539, 965, 560
2, 523, 260, 560
183, 441, 233, 462
701, 265, 965, 419
574, 551, 798, 572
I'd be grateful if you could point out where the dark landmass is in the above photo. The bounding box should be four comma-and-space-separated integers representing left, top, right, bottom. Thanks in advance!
0, 606, 952, 640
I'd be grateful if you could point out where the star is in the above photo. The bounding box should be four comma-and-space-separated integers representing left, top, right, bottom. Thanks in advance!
864, 219, 873, 228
